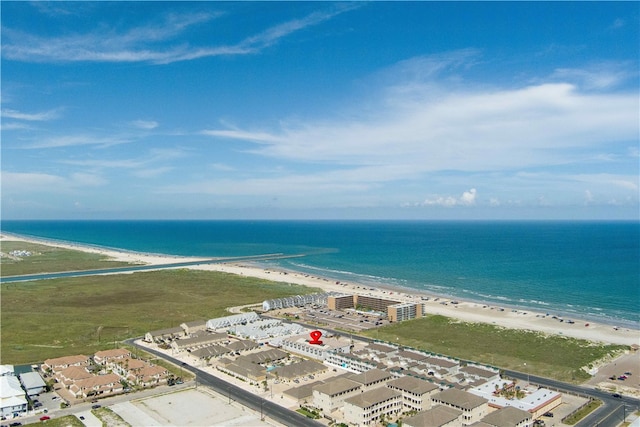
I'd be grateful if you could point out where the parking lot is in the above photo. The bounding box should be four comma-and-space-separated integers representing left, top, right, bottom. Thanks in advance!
284, 306, 390, 332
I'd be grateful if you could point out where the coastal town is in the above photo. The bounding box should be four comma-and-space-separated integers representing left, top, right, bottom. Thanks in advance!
1, 236, 639, 427
2, 291, 639, 427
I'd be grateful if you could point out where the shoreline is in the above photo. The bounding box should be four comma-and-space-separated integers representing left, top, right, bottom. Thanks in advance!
2, 233, 638, 347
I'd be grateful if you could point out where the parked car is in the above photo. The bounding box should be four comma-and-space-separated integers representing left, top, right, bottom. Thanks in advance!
543, 412, 554, 417
39, 416, 50, 421
91, 404, 101, 409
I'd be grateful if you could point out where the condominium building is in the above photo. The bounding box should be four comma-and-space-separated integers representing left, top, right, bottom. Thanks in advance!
388, 302, 423, 322
432, 388, 489, 425
386, 375, 439, 412
343, 387, 402, 426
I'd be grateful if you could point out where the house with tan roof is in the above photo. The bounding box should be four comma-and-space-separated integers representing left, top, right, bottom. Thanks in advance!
93, 348, 131, 365
42, 354, 90, 373
68, 373, 122, 399
55, 366, 93, 388
132, 365, 168, 387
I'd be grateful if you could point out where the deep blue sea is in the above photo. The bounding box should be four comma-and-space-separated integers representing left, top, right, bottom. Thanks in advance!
1, 220, 638, 328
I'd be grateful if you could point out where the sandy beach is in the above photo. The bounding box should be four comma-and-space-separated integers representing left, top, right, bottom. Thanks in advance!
3, 234, 638, 347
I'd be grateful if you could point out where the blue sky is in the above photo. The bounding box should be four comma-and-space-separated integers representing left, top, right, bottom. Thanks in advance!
2, 2, 638, 220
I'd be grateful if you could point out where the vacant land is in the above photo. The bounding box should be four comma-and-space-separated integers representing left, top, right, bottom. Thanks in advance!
362, 315, 625, 383
1, 269, 319, 364
0, 240, 132, 276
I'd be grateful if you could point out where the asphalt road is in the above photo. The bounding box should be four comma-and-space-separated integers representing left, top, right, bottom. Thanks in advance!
126, 339, 322, 427
502, 369, 640, 427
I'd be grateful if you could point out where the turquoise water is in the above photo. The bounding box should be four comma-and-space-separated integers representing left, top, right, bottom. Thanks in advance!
1, 220, 638, 327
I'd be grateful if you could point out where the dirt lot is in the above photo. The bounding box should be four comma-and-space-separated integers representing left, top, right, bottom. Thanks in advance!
110, 387, 276, 426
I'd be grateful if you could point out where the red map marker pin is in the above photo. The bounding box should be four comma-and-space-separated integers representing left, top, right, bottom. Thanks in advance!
309, 330, 323, 345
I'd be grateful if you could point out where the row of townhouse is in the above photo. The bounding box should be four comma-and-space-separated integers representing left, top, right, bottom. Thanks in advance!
44, 349, 168, 400
144, 319, 208, 344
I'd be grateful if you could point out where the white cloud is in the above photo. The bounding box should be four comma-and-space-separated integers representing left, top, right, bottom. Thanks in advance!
24, 134, 133, 149
204, 80, 637, 175
130, 120, 159, 129
550, 62, 634, 90
421, 188, 477, 207
2, 5, 358, 64
1, 108, 60, 121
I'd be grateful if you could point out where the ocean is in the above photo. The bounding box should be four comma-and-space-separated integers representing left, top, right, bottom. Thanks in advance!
1, 220, 638, 328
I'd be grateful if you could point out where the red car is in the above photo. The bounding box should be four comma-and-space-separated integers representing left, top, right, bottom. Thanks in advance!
39, 416, 50, 421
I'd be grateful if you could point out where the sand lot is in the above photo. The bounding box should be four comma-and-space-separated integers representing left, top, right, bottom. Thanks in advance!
110, 388, 277, 427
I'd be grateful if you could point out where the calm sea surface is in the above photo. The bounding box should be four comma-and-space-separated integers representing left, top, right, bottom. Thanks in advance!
2, 220, 638, 327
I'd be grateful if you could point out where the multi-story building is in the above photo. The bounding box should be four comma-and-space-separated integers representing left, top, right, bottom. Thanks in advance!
343, 387, 402, 426
432, 388, 489, 426
312, 377, 362, 414
386, 375, 439, 412
403, 405, 464, 427
327, 294, 356, 310
388, 302, 424, 322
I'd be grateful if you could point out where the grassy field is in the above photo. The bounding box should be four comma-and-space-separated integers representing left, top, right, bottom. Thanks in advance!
0, 240, 132, 276
362, 315, 625, 383
1, 269, 319, 364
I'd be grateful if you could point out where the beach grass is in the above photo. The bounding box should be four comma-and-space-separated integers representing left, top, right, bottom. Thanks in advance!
1, 269, 319, 364
0, 240, 132, 277
23, 415, 84, 427
362, 315, 625, 383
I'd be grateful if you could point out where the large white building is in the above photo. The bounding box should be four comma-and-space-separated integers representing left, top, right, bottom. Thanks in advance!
0, 375, 27, 418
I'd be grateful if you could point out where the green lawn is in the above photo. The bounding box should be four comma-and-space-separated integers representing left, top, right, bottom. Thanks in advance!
362, 315, 625, 383
1, 269, 319, 364
0, 240, 132, 276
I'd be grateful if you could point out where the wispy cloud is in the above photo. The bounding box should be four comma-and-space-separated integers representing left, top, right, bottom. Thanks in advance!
419, 188, 478, 207
130, 119, 159, 129
1, 108, 61, 121
550, 61, 635, 90
203, 77, 637, 175
1, 171, 106, 195
2, 5, 357, 64
23, 134, 134, 149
